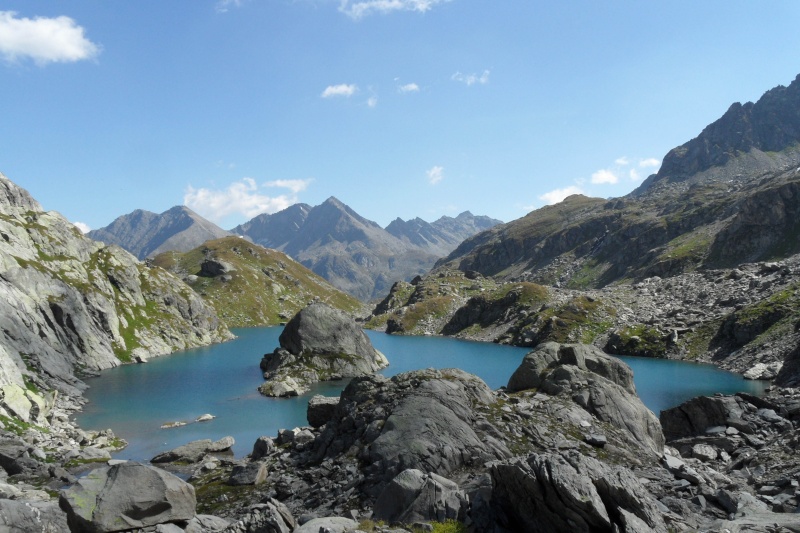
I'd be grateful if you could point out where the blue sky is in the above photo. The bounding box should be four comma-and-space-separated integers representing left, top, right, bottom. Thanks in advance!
2, 1, 800, 232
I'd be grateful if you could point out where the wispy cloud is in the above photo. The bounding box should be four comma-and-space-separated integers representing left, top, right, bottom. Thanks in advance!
321, 83, 358, 98
0, 11, 100, 66
73, 221, 90, 234
595, 156, 660, 183
339, 0, 452, 20
215, 0, 246, 13
398, 82, 419, 93
538, 185, 584, 205
426, 165, 444, 185
265, 178, 313, 194
184, 177, 310, 223
452, 70, 490, 86
591, 169, 618, 185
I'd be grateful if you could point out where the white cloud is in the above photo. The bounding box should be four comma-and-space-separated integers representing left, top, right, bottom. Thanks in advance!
265, 178, 312, 194
398, 82, 419, 93
321, 83, 358, 98
639, 157, 661, 168
0, 11, 100, 65
591, 169, 618, 185
452, 70, 490, 86
538, 185, 584, 205
367, 95, 378, 108
184, 177, 307, 223
215, 0, 245, 13
615, 156, 629, 166
629, 168, 641, 181
339, 0, 451, 20
426, 165, 444, 185
73, 221, 90, 234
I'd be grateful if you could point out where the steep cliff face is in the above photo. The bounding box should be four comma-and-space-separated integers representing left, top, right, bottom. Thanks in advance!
0, 173, 232, 398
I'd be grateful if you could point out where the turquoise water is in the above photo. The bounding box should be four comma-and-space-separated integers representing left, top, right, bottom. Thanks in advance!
77, 328, 768, 461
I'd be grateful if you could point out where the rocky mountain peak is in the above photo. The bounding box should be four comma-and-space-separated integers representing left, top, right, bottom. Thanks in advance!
88, 205, 231, 259
0, 173, 43, 214
637, 73, 800, 193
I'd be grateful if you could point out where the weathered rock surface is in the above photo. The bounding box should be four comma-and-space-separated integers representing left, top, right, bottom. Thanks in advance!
59, 462, 196, 532
489, 450, 669, 533
0, 173, 232, 399
259, 303, 388, 397
0, 499, 70, 532
508, 342, 664, 455
373, 469, 467, 524
222, 499, 295, 533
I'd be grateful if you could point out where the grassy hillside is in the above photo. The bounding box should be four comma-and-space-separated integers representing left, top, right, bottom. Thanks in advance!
153, 237, 365, 327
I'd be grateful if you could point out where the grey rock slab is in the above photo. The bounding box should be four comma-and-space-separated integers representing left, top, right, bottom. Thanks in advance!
58, 462, 196, 532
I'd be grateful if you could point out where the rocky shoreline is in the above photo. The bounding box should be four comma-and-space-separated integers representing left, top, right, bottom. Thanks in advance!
2, 331, 800, 532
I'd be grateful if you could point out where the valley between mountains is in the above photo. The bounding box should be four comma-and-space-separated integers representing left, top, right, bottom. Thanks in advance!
3, 75, 800, 531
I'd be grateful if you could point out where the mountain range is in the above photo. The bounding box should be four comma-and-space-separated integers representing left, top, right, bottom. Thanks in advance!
437, 74, 800, 290
91, 198, 501, 301
370, 72, 800, 388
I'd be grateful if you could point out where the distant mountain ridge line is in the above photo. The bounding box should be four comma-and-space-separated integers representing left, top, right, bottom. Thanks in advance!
89, 196, 502, 301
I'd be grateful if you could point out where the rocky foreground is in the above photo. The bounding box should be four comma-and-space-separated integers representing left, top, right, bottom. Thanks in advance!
8, 342, 790, 532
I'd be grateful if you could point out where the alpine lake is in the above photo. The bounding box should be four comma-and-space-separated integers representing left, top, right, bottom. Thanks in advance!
77, 327, 769, 461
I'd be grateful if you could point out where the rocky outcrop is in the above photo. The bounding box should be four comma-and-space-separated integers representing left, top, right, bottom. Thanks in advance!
508, 342, 664, 455
59, 462, 197, 532
308, 368, 509, 497
0, 173, 232, 398
489, 450, 669, 533
259, 303, 388, 397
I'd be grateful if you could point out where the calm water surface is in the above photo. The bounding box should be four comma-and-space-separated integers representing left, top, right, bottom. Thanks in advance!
78, 327, 768, 461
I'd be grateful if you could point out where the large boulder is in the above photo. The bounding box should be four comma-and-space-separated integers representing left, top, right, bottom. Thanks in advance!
659, 395, 748, 440
307, 395, 340, 428
59, 462, 196, 532
489, 450, 668, 533
259, 303, 388, 397
507, 342, 664, 455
